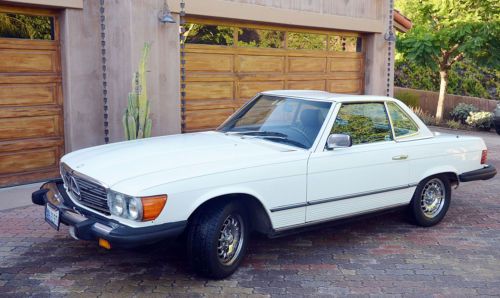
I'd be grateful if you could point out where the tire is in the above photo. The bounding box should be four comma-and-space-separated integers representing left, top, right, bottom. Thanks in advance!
409, 175, 451, 227
187, 201, 249, 279
495, 123, 500, 135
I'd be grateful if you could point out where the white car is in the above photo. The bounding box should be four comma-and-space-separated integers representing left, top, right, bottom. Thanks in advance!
33, 90, 496, 278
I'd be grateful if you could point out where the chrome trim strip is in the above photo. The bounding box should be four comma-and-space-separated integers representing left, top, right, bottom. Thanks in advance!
270, 183, 418, 212
270, 202, 308, 212
274, 202, 409, 231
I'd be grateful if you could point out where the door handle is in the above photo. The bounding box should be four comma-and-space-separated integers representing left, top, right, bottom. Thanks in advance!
392, 155, 408, 160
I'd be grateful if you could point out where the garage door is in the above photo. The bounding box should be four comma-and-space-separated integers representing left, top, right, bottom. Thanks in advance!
183, 18, 365, 132
0, 5, 64, 187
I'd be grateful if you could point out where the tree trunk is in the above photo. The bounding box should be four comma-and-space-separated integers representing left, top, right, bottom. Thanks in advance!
436, 70, 448, 123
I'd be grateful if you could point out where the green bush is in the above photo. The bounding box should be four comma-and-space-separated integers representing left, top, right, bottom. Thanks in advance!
465, 111, 493, 130
450, 103, 479, 124
395, 60, 499, 100
412, 107, 436, 126
446, 120, 462, 130
394, 90, 420, 108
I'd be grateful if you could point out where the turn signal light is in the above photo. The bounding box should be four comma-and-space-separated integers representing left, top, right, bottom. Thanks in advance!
141, 195, 167, 221
481, 150, 487, 164
99, 238, 111, 250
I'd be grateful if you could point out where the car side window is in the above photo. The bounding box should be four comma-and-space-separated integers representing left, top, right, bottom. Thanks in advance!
387, 102, 419, 138
331, 102, 393, 145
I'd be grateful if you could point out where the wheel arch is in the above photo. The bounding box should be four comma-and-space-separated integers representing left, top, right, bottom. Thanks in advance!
417, 167, 459, 188
187, 191, 273, 235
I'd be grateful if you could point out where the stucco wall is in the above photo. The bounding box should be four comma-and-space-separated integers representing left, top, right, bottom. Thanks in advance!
60, 0, 103, 152
60, 0, 180, 150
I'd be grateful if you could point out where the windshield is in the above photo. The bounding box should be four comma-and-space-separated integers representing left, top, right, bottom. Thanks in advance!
217, 95, 332, 149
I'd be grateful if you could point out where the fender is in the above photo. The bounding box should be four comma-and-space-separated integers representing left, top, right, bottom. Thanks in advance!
417, 165, 459, 185
186, 185, 273, 223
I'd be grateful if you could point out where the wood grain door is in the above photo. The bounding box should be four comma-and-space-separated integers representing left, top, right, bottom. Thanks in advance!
183, 18, 365, 132
0, 5, 64, 187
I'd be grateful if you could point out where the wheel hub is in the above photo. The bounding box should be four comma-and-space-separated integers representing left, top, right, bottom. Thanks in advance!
217, 214, 244, 265
420, 179, 446, 218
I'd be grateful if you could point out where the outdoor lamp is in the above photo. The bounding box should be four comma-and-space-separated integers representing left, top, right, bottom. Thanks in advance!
159, 0, 176, 24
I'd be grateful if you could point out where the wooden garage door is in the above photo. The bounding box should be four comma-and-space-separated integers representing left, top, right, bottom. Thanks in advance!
0, 5, 64, 187
183, 18, 365, 132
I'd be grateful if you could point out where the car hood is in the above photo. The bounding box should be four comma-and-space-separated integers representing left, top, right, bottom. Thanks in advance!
61, 131, 299, 192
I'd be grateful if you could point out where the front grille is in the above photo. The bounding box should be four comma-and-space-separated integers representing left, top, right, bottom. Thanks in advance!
61, 164, 110, 215
73, 176, 110, 215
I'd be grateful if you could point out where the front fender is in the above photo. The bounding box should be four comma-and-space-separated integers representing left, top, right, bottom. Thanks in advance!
186, 185, 272, 220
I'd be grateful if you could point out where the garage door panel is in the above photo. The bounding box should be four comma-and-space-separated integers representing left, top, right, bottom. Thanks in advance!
288, 57, 326, 73
330, 58, 362, 72
328, 79, 362, 93
185, 109, 234, 131
238, 81, 285, 99
0, 115, 60, 140
186, 81, 234, 100
0, 148, 57, 175
287, 80, 326, 90
186, 53, 233, 72
0, 49, 57, 73
0, 84, 57, 106
0, 106, 61, 118
237, 55, 284, 73
185, 99, 237, 111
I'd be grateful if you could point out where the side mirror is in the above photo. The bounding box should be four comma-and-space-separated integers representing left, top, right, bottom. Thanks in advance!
326, 134, 352, 150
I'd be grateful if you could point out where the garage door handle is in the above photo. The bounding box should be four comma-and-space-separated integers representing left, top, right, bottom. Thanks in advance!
392, 155, 408, 160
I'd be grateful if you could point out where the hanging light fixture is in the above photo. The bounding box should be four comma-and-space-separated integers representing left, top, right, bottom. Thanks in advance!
158, 0, 176, 24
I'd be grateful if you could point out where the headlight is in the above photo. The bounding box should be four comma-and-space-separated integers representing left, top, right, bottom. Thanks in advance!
127, 197, 143, 220
107, 191, 167, 221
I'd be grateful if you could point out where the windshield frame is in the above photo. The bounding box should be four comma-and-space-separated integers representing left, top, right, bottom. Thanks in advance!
217, 94, 334, 150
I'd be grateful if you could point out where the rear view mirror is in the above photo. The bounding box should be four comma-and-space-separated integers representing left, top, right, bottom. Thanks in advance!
326, 134, 352, 150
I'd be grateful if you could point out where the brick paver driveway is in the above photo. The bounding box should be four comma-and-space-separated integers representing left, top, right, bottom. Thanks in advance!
1, 128, 499, 297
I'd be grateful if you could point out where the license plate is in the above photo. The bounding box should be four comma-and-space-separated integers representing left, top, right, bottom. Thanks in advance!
45, 203, 60, 230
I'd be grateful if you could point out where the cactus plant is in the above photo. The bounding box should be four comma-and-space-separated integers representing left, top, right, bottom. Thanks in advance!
123, 43, 153, 140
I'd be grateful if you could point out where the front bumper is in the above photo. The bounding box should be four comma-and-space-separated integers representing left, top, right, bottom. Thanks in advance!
32, 179, 187, 248
459, 165, 497, 182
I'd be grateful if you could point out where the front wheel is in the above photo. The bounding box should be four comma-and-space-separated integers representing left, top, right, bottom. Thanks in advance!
409, 175, 451, 227
495, 123, 500, 135
187, 201, 249, 279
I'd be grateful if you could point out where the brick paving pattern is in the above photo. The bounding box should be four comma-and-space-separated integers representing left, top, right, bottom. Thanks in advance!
1, 128, 499, 297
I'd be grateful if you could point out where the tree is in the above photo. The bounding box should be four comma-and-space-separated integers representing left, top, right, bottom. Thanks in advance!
396, 0, 499, 122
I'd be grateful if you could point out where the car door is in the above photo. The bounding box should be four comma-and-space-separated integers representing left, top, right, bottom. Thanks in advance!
306, 101, 414, 223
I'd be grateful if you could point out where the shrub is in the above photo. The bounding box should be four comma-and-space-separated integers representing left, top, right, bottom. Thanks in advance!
395, 90, 420, 108
465, 111, 493, 130
446, 120, 462, 130
412, 107, 436, 126
450, 103, 479, 124
395, 59, 499, 100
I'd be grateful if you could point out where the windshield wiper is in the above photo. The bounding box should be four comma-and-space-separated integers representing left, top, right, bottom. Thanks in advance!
225, 130, 288, 137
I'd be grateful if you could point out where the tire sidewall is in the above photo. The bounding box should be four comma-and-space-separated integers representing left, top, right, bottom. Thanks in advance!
206, 202, 249, 277
411, 175, 451, 227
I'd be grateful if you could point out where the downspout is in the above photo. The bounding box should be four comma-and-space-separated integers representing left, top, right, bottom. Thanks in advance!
384, 0, 396, 97
99, 0, 109, 143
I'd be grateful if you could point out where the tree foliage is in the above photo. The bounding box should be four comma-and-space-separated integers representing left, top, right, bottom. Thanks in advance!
0, 13, 53, 40
395, 0, 499, 120
396, 0, 499, 69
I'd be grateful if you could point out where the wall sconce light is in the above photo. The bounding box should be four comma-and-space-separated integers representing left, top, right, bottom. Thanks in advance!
384, 30, 396, 42
158, 0, 176, 24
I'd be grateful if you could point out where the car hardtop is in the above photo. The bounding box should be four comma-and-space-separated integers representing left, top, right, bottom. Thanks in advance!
261, 90, 399, 104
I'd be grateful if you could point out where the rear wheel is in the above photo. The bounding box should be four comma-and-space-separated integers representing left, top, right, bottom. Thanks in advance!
409, 175, 451, 227
187, 201, 249, 279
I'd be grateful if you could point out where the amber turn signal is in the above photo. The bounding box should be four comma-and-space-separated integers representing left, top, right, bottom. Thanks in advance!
99, 238, 111, 250
141, 195, 167, 221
